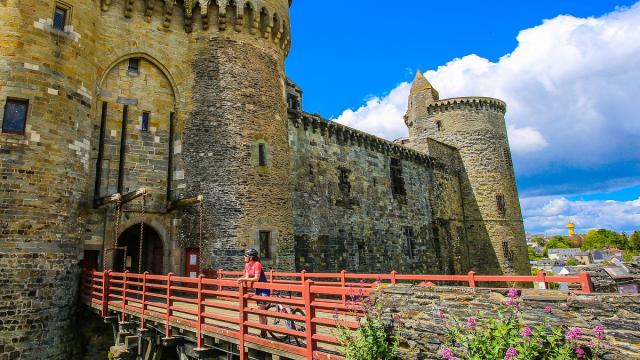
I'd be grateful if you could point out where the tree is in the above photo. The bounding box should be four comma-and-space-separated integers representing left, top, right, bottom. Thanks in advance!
565, 258, 579, 266
528, 247, 541, 261
628, 230, 640, 252
542, 235, 572, 257
531, 237, 545, 247
581, 229, 627, 250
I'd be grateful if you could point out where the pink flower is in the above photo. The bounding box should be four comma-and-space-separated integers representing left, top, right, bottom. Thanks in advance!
508, 288, 519, 299
521, 326, 532, 338
575, 347, 586, 358
566, 327, 583, 342
439, 347, 459, 360
544, 305, 553, 314
593, 325, 605, 340
504, 346, 518, 360
466, 317, 477, 329
437, 310, 446, 320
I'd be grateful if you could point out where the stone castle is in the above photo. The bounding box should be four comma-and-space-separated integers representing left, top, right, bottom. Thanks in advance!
0, 0, 528, 358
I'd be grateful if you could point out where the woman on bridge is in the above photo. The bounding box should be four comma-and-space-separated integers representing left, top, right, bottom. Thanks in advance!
237, 248, 270, 337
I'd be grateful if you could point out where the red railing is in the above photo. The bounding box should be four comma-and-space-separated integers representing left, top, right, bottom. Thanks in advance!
80, 269, 593, 360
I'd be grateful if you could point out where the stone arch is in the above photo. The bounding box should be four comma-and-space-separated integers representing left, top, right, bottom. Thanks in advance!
112, 216, 171, 274
97, 52, 179, 105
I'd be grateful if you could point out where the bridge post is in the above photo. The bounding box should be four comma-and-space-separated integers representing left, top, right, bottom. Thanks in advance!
165, 272, 174, 338
122, 270, 129, 322
303, 280, 316, 359
196, 274, 204, 349
101, 270, 111, 317
238, 282, 248, 360
140, 271, 148, 330
340, 270, 347, 305
468, 271, 476, 288
390, 271, 397, 285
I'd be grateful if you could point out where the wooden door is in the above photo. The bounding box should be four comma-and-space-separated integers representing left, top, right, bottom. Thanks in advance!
185, 248, 200, 278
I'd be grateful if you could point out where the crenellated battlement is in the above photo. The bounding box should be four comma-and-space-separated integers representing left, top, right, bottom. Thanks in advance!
100, 0, 291, 53
427, 96, 506, 115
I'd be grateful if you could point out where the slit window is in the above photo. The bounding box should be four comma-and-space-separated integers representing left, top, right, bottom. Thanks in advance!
258, 143, 267, 166
53, 6, 68, 31
141, 112, 150, 132
404, 227, 415, 260
259, 231, 271, 260
2, 98, 29, 135
338, 167, 351, 196
432, 226, 441, 258
390, 158, 406, 197
503, 147, 513, 168
496, 194, 506, 216
502, 240, 513, 262
128, 58, 140, 74
436, 121, 442, 131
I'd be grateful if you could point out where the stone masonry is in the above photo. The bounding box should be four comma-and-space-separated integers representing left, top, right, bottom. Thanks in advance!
379, 285, 640, 359
1, 0, 528, 358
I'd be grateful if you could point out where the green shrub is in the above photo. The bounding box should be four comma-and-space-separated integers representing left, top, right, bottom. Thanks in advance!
437, 289, 607, 359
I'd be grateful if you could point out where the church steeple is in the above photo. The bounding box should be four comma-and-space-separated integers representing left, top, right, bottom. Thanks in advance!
405, 70, 439, 130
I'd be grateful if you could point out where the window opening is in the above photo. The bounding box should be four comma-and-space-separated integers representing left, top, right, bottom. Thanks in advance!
141, 111, 150, 132
259, 231, 271, 260
128, 58, 140, 73
53, 6, 67, 31
390, 158, 406, 197
503, 147, 513, 168
2, 98, 29, 135
404, 227, 415, 260
502, 240, 513, 262
432, 225, 441, 258
338, 167, 351, 196
258, 143, 267, 166
436, 121, 442, 131
496, 194, 506, 216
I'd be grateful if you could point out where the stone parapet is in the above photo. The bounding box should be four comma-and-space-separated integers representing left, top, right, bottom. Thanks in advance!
427, 96, 506, 115
379, 285, 640, 359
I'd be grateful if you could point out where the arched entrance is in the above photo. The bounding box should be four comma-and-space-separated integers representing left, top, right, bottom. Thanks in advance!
114, 224, 164, 274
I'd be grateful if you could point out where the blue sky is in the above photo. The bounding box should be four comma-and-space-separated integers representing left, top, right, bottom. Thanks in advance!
285, 0, 640, 235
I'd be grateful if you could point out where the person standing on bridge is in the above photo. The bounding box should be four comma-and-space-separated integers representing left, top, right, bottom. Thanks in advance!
237, 248, 270, 337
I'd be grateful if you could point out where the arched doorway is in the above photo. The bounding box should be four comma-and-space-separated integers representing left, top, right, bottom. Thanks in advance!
114, 224, 164, 274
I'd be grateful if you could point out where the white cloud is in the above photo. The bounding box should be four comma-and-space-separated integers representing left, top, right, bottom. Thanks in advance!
335, 3, 640, 176
334, 82, 410, 141
522, 196, 640, 234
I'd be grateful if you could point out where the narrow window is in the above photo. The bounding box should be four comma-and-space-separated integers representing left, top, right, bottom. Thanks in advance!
404, 227, 415, 260
259, 231, 271, 260
503, 147, 513, 168
390, 158, 406, 197
502, 240, 513, 262
496, 194, 506, 216
2, 99, 29, 135
53, 6, 68, 31
432, 225, 441, 258
338, 167, 351, 196
357, 245, 367, 266
258, 143, 267, 166
140, 111, 150, 131
128, 58, 140, 74
141, 111, 150, 132
435, 121, 442, 131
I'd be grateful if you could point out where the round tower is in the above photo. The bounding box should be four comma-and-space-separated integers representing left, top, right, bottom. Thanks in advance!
0, 0, 99, 358
181, 0, 295, 271
406, 72, 530, 275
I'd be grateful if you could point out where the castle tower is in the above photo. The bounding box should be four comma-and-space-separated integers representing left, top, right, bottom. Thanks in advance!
406, 72, 530, 275
1, 0, 294, 358
0, 1, 100, 358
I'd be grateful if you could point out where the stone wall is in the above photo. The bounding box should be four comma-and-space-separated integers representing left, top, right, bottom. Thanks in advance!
289, 114, 468, 274
379, 285, 640, 359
